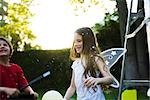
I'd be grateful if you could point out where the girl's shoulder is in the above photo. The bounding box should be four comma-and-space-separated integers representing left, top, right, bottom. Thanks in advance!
72, 58, 80, 64
94, 54, 105, 63
71, 58, 80, 69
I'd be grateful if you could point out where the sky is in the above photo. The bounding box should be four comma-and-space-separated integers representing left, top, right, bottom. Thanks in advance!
28, 0, 116, 50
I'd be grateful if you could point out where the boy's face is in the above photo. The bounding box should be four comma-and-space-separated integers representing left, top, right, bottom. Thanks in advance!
0, 40, 11, 57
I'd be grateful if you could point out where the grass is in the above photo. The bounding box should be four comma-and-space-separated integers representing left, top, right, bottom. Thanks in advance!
37, 87, 149, 100
37, 89, 77, 100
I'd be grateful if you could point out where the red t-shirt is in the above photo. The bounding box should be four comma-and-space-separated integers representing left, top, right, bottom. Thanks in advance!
0, 63, 29, 100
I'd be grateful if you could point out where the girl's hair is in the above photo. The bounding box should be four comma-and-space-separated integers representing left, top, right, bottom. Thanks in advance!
70, 27, 103, 78
0, 36, 14, 56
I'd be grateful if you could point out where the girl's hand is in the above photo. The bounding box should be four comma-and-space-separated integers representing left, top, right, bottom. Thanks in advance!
84, 77, 99, 88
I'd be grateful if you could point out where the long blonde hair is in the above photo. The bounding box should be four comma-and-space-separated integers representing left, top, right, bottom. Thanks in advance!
70, 27, 103, 78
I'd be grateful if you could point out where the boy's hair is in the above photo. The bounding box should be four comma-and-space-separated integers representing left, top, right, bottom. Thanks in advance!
0, 36, 14, 56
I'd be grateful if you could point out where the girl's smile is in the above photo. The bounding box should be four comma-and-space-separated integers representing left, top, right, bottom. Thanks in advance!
73, 33, 83, 54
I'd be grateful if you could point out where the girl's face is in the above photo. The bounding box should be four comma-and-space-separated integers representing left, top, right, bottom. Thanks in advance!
0, 40, 11, 57
73, 33, 83, 54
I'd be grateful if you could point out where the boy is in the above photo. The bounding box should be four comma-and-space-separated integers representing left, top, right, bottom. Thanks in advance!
0, 36, 38, 100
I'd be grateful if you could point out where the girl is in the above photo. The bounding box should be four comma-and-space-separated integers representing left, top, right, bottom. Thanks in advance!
0, 36, 38, 100
64, 27, 113, 100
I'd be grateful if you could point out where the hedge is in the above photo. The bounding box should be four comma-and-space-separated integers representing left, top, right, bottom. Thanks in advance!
11, 49, 72, 92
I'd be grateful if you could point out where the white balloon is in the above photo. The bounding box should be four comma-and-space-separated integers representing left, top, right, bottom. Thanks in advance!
147, 88, 150, 97
42, 90, 63, 100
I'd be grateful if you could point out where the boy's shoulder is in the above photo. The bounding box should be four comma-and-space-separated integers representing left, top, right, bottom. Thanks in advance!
10, 63, 21, 68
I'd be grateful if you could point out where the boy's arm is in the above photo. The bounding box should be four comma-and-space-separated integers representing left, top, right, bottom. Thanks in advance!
0, 87, 20, 97
23, 86, 38, 99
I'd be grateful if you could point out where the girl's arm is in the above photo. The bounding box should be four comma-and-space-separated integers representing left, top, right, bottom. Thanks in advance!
84, 57, 113, 87
64, 71, 76, 100
95, 57, 113, 84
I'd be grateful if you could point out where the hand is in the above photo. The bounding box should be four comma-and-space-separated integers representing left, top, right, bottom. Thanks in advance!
83, 77, 99, 88
30, 92, 39, 100
4, 87, 20, 98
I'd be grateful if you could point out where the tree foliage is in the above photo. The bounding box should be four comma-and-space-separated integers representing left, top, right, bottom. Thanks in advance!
92, 12, 121, 50
0, 0, 41, 51
0, 0, 8, 26
69, 0, 106, 15
69, 0, 121, 50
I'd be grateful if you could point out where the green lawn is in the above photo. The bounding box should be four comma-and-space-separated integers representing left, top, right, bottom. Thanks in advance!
37, 88, 149, 100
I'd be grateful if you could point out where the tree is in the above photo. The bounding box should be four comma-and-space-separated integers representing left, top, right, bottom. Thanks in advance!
92, 11, 121, 50
0, 0, 8, 26
0, 0, 41, 51
69, 0, 110, 16
69, 0, 120, 49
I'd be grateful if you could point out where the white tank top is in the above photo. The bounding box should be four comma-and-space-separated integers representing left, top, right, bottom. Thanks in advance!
71, 59, 106, 100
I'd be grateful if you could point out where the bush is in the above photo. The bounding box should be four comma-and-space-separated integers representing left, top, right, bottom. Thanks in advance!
11, 49, 72, 91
